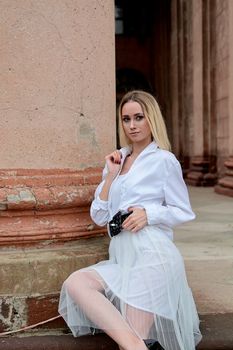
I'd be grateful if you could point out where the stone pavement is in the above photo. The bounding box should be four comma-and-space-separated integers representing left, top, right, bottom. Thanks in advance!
0, 187, 233, 349
175, 186, 233, 316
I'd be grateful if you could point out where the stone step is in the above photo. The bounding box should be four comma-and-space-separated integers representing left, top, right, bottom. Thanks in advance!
0, 333, 232, 350
0, 334, 116, 350
0, 313, 233, 350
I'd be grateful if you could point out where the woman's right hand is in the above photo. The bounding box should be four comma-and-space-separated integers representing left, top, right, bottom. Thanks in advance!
105, 150, 122, 178
98, 150, 121, 202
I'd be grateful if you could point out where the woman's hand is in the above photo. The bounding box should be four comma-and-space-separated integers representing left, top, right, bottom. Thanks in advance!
105, 150, 122, 178
122, 207, 148, 233
99, 150, 121, 202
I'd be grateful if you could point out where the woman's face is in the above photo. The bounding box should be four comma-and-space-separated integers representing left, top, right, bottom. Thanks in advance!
121, 101, 152, 146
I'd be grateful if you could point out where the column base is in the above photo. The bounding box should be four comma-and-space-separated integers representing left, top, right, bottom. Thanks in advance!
186, 156, 217, 186
179, 156, 190, 178
0, 168, 105, 246
215, 157, 233, 197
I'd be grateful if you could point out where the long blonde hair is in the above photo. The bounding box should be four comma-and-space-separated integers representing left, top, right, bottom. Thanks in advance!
118, 90, 171, 151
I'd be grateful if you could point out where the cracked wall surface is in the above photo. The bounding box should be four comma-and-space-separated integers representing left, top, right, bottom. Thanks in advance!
0, 0, 116, 168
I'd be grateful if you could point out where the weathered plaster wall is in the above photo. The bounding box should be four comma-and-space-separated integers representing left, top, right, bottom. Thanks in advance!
0, 0, 115, 169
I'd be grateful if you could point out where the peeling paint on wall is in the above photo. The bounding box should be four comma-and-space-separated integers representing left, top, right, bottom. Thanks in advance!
0, 297, 27, 331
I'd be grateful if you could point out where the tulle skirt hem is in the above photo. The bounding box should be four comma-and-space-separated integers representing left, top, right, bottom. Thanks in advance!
58, 226, 202, 350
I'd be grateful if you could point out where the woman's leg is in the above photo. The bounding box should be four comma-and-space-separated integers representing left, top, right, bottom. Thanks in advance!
64, 269, 148, 350
125, 304, 154, 340
117, 306, 154, 350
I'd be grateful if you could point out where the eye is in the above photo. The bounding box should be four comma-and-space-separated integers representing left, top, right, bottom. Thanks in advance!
122, 116, 130, 123
135, 115, 144, 121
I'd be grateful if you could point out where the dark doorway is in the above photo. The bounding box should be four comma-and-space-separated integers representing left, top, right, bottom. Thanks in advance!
115, 0, 171, 145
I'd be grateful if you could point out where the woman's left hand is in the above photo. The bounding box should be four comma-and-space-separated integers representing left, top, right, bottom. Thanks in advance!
122, 207, 148, 233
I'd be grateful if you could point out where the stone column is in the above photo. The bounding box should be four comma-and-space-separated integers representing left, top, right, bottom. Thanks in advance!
186, 0, 217, 186
170, 0, 189, 170
0, 0, 116, 245
170, 0, 197, 173
170, 0, 180, 155
215, 0, 233, 197
0, 0, 115, 333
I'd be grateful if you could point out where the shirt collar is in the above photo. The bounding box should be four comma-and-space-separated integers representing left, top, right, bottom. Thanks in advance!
120, 141, 159, 159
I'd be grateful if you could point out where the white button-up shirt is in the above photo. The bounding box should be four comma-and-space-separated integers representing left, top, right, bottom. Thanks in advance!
90, 141, 195, 240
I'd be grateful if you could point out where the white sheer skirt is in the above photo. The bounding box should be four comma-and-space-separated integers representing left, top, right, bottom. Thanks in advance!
58, 226, 202, 350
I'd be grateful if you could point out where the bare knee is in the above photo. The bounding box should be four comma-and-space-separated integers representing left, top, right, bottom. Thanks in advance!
63, 270, 104, 299
63, 270, 85, 297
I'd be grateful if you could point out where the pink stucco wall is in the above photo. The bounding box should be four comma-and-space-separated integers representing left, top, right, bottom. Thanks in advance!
0, 0, 116, 169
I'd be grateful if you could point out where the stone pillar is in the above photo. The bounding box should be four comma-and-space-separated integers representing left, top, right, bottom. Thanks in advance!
215, 0, 233, 197
0, 0, 115, 333
186, 0, 217, 186
170, 0, 190, 171
170, 0, 197, 173
0, 0, 115, 245
170, 0, 180, 155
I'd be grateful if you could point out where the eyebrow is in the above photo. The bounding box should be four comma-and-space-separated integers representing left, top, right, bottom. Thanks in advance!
121, 113, 144, 117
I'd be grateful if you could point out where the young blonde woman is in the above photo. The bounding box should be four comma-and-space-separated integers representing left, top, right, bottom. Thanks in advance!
59, 91, 202, 350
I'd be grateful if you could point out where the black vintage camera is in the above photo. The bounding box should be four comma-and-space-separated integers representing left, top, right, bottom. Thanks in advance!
108, 211, 132, 237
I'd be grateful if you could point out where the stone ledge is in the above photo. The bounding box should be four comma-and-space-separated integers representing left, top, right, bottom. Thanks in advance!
196, 313, 233, 350
1, 232, 233, 332
0, 236, 110, 333
0, 237, 109, 295
0, 334, 118, 350
0, 313, 233, 350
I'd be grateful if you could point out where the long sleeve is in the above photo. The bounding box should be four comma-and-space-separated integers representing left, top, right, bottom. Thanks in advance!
143, 158, 195, 228
90, 165, 110, 226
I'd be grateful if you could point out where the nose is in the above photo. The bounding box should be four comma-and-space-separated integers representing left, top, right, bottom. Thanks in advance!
129, 118, 136, 129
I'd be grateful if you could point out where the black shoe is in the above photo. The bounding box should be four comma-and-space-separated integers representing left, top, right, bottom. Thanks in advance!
144, 339, 164, 350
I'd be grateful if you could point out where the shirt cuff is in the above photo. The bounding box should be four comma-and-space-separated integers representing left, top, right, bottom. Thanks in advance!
143, 203, 163, 225
94, 195, 108, 210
